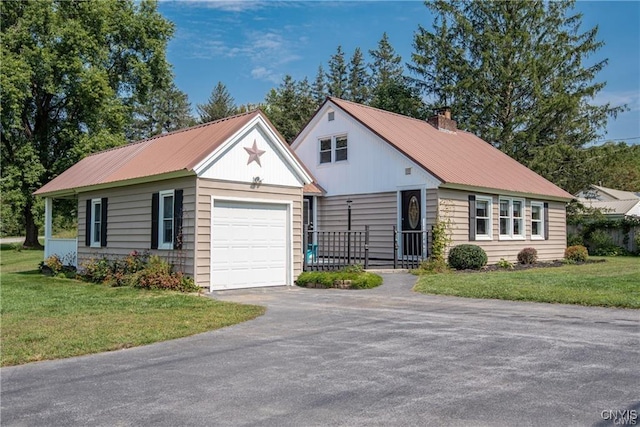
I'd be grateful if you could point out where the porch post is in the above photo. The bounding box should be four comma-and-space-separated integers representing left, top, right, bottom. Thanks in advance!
44, 197, 53, 258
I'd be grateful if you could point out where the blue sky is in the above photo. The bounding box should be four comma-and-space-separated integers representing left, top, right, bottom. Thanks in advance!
158, 1, 640, 144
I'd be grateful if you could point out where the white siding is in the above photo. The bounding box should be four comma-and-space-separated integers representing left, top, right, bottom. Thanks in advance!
293, 106, 440, 196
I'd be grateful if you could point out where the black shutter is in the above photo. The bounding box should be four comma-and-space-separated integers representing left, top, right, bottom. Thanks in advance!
85, 199, 92, 246
173, 189, 183, 249
468, 195, 476, 241
151, 192, 159, 249
544, 202, 549, 240
100, 198, 108, 247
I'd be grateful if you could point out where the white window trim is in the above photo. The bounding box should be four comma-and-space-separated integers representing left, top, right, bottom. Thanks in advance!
90, 198, 102, 248
158, 189, 175, 250
475, 196, 493, 241
530, 201, 545, 240
499, 197, 526, 240
317, 134, 348, 165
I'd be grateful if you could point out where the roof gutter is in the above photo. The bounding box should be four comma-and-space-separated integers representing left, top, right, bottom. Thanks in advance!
439, 183, 574, 203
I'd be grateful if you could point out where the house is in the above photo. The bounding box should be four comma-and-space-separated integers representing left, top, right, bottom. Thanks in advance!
34, 110, 313, 291
575, 184, 640, 219
291, 97, 574, 264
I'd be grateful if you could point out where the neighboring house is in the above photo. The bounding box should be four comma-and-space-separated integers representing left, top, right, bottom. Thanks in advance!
35, 110, 312, 291
291, 97, 574, 264
575, 184, 640, 219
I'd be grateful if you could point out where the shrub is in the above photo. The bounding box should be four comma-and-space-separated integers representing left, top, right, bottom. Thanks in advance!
43, 255, 63, 274
447, 244, 488, 270
585, 229, 623, 256
567, 233, 583, 247
419, 258, 449, 274
517, 247, 538, 265
80, 256, 112, 283
496, 258, 514, 270
133, 256, 198, 292
296, 271, 382, 289
565, 245, 588, 262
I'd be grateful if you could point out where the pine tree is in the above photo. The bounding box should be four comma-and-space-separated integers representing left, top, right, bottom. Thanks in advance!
369, 32, 404, 87
326, 46, 348, 99
312, 64, 327, 106
347, 47, 370, 103
263, 75, 316, 143
197, 82, 238, 123
410, 0, 625, 171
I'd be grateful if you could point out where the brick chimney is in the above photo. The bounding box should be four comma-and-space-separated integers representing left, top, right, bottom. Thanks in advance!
427, 107, 457, 133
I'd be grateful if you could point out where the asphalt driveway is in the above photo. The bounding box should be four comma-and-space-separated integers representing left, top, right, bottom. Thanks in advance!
2, 273, 638, 426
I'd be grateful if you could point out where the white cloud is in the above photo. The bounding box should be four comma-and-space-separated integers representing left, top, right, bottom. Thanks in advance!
180, 0, 266, 13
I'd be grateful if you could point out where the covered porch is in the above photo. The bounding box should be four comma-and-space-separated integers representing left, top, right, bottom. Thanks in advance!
43, 197, 78, 267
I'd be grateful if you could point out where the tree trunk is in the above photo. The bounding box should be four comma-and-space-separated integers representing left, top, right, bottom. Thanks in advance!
23, 200, 43, 248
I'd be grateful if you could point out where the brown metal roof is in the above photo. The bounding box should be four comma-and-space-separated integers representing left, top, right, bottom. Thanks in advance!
35, 111, 264, 196
303, 182, 326, 195
329, 98, 573, 200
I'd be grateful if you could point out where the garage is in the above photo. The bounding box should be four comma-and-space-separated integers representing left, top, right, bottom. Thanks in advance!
211, 200, 290, 290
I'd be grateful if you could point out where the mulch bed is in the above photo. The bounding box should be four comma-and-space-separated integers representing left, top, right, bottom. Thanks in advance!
455, 258, 606, 273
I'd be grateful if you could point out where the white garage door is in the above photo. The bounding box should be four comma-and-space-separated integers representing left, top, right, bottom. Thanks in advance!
211, 200, 288, 290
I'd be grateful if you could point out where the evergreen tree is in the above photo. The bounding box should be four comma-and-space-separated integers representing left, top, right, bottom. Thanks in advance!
326, 46, 348, 98
347, 47, 370, 103
264, 76, 317, 143
1, 0, 174, 247
312, 64, 327, 106
369, 32, 404, 87
127, 83, 194, 140
197, 82, 238, 123
410, 0, 624, 174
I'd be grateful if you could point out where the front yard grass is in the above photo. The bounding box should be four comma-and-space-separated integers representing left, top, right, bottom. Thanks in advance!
414, 257, 640, 308
0, 245, 265, 366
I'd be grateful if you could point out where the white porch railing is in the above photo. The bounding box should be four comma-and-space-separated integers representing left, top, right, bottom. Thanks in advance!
44, 238, 78, 267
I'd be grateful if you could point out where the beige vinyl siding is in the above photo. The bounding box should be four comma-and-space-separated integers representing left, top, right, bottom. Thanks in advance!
317, 192, 397, 259
196, 179, 303, 287
438, 188, 567, 263
77, 176, 197, 276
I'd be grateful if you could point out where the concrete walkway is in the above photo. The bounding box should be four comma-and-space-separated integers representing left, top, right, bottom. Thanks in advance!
2, 273, 638, 426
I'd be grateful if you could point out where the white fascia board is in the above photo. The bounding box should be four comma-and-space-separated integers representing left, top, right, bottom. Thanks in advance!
290, 101, 336, 150
194, 115, 313, 185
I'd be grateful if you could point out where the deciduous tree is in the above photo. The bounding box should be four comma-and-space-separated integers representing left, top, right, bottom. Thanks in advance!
1, 0, 174, 247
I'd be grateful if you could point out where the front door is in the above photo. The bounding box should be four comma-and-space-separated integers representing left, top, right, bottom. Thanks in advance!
401, 190, 422, 256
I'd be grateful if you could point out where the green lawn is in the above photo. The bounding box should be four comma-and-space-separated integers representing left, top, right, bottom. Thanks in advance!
0, 245, 265, 366
414, 257, 640, 308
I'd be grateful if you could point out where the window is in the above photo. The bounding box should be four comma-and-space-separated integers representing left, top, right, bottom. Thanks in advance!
475, 197, 492, 240
335, 136, 348, 161
91, 199, 102, 246
152, 189, 183, 250
531, 202, 544, 239
85, 198, 107, 247
328, 111, 335, 121
159, 190, 174, 250
319, 138, 332, 164
469, 195, 492, 241
499, 197, 525, 239
318, 135, 348, 164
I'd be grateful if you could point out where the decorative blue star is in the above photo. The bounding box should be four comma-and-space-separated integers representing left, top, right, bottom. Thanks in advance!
244, 140, 266, 167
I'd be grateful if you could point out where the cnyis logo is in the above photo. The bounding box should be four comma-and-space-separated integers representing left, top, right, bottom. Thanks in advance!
601, 409, 638, 425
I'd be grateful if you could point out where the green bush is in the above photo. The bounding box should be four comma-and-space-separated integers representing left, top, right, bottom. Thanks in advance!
567, 233, 584, 247
447, 244, 487, 270
565, 245, 588, 262
586, 229, 621, 256
296, 270, 382, 289
80, 256, 112, 283
419, 258, 449, 274
133, 256, 198, 292
517, 247, 538, 264
496, 258, 514, 270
